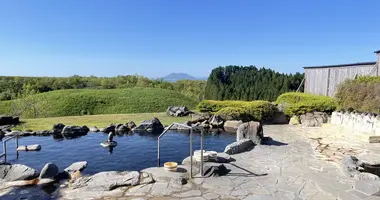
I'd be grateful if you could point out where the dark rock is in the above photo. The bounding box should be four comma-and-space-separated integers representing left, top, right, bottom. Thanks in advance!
0, 164, 39, 181
81, 125, 89, 133
133, 117, 164, 133
236, 121, 263, 144
224, 139, 254, 155
89, 126, 100, 132
0, 116, 19, 126
209, 115, 225, 128
190, 113, 212, 123
116, 124, 129, 133
270, 112, 288, 124
52, 123, 65, 134
224, 120, 243, 133
100, 124, 115, 133
39, 163, 59, 179
36, 130, 52, 136
126, 121, 136, 129
61, 126, 88, 138
167, 106, 191, 117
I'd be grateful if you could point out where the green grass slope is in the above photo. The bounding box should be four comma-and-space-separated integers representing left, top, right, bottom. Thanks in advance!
0, 88, 198, 118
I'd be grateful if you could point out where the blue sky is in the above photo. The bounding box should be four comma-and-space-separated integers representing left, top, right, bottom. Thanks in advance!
0, 0, 379, 78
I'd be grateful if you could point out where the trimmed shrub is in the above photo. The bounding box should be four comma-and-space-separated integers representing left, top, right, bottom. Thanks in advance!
335, 76, 380, 114
197, 100, 277, 121
276, 92, 337, 116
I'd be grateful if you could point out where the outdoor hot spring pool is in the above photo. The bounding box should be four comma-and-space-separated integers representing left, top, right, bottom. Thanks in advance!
0, 130, 235, 174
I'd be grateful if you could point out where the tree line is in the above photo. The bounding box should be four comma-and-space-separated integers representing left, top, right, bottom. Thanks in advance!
205, 66, 304, 101
0, 75, 206, 102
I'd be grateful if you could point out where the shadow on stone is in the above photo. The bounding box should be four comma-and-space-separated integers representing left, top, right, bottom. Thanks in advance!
225, 163, 268, 177
176, 167, 187, 173
262, 136, 288, 146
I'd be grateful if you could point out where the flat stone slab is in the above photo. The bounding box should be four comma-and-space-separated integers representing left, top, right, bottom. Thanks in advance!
141, 165, 196, 185
64, 161, 88, 174
16, 144, 41, 151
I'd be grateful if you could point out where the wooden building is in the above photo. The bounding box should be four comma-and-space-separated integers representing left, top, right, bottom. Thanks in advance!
303, 50, 380, 97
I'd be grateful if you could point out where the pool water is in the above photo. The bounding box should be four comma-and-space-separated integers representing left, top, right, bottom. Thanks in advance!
0, 130, 235, 174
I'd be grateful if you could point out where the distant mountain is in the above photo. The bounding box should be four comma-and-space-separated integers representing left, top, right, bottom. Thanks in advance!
162, 73, 207, 82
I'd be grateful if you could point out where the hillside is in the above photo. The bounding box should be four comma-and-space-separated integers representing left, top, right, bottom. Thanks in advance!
0, 88, 198, 118
162, 73, 201, 82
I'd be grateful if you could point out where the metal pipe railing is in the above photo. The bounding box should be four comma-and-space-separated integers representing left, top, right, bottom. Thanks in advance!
157, 122, 202, 179
1, 134, 19, 162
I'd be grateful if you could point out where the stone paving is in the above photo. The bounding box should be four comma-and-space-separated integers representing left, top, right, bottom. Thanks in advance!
61, 125, 380, 200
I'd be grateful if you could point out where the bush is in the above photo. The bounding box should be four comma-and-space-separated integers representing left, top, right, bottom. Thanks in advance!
335, 76, 380, 114
276, 92, 337, 116
0, 88, 198, 118
197, 100, 277, 121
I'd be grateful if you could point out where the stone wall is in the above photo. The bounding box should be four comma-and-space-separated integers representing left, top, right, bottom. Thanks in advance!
331, 111, 380, 135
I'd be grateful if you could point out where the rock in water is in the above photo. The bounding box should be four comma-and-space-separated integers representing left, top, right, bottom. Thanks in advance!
236, 121, 263, 144
133, 117, 164, 133
89, 126, 100, 132
52, 123, 65, 134
0, 164, 39, 181
61, 126, 88, 138
71, 171, 140, 191
116, 124, 129, 133
100, 124, 116, 133
224, 120, 243, 133
16, 144, 41, 151
65, 161, 88, 174
224, 139, 254, 155
39, 163, 59, 179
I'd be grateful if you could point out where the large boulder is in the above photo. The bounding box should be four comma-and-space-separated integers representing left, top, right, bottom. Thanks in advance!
209, 115, 225, 128
0, 116, 19, 126
190, 113, 212, 123
52, 123, 65, 134
39, 163, 59, 179
61, 126, 88, 138
236, 121, 263, 144
100, 124, 116, 133
0, 164, 39, 181
224, 139, 254, 155
300, 112, 328, 127
167, 106, 190, 117
224, 120, 243, 133
133, 118, 164, 133
115, 124, 129, 133
71, 171, 140, 191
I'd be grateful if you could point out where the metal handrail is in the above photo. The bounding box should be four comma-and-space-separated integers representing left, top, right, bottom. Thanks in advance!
1, 133, 19, 162
157, 123, 204, 179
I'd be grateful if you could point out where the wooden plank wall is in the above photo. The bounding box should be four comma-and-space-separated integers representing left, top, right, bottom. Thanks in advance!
305, 64, 378, 97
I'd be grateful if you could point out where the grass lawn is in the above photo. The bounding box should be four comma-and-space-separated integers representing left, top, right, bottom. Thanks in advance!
15, 113, 192, 131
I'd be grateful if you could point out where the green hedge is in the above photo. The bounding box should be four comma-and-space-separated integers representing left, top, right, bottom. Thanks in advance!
196, 100, 277, 121
335, 76, 380, 114
276, 92, 337, 116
